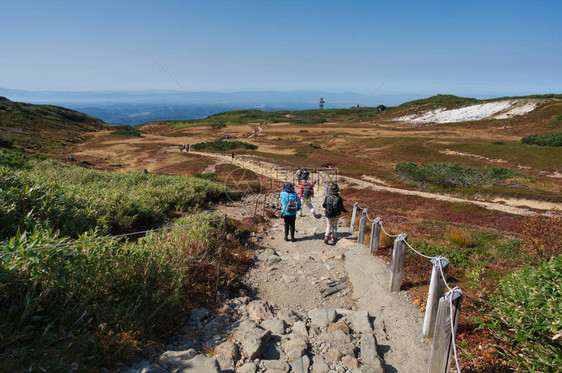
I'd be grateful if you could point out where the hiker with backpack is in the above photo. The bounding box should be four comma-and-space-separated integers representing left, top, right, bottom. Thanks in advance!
322, 183, 348, 244
280, 182, 302, 242
299, 178, 319, 218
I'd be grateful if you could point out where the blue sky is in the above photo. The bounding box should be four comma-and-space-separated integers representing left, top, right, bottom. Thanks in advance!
1, 0, 561, 100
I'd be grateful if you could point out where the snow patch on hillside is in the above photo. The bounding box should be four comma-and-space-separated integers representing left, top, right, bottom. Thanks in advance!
396, 101, 537, 123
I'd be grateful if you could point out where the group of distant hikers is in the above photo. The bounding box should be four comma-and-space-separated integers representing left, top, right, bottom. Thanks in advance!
279, 169, 348, 244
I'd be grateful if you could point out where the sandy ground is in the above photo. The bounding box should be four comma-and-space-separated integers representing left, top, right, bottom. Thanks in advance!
395, 100, 538, 123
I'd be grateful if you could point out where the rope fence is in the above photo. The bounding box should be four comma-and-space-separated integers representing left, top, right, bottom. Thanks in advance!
349, 200, 463, 373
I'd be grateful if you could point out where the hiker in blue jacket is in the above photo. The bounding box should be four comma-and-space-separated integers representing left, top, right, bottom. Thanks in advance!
280, 182, 302, 242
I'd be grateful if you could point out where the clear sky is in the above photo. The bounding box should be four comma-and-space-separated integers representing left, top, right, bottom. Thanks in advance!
1, 0, 561, 100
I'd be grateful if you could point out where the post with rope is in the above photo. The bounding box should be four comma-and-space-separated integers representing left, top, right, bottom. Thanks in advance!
215, 214, 228, 302
357, 208, 367, 244
349, 202, 359, 233
428, 288, 464, 373
423, 256, 450, 340
369, 217, 381, 254
389, 233, 407, 292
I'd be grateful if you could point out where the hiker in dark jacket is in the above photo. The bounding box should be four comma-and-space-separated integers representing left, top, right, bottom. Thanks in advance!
280, 182, 302, 242
322, 183, 348, 244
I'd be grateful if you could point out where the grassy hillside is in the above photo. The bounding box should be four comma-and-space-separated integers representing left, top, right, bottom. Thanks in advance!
0, 97, 107, 152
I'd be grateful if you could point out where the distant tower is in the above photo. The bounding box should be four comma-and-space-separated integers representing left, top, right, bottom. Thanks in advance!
319, 97, 325, 110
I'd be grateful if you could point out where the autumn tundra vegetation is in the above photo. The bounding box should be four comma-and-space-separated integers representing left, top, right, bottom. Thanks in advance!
1, 94, 561, 371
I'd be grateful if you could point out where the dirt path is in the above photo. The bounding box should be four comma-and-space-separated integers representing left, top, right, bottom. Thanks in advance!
189, 151, 559, 215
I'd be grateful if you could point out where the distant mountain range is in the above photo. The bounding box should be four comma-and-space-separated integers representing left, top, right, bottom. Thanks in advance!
0, 87, 418, 125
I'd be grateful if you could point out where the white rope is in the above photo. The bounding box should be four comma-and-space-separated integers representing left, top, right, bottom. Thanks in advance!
0, 218, 224, 258
403, 239, 434, 260
380, 222, 400, 238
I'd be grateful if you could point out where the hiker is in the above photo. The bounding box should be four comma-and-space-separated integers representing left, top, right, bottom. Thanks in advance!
322, 183, 348, 244
299, 178, 319, 218
231, 152, 235, 159
301, 169, 310, 181
280, 182, 301, 242
186, 144, 190, 152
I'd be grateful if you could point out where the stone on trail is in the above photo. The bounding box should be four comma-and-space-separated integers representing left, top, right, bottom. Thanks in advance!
327, 322, 350, 333
214, 341, 239, 371
347, 310, 373, 334
318, 330, 355, 356
352, 365, 383, 373
308, 308, 338, 328
324, 348, 342, 363
277, 308, 302, 325
236, 362, 257, 373
263, 359, 290, 372
158, 349, 196, 370
311, 355, 330, 373
124, 360, 166, 373
247, 300, 275, 322
176, 354, 220, 373
190, 307, 209, 322
261, 318, 286, 335
342, 355, 360, 370
266, 254, 282, 265
290, 355, 311, 373
290, 320, 308, 338
360, 333, 384, 372
232, 320, 272, 360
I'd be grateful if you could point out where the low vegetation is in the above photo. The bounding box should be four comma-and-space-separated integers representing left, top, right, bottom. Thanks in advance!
191, 140, 258, 151
109, 124, 142, 137
394, 162, 524, 187
478, 256, 562, 372
0, 149, 251, 370
521, 132, 562, 147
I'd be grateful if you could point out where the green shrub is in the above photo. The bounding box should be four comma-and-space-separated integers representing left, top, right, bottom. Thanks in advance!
0, 214, 250, 370
492, 141, 505, 145
521, 132, 562, 147
0, 155, 230, 239
408, 240, 471, 267
478, 256, 562, 371
191, 140, 258, 151
394, 162, 524, 186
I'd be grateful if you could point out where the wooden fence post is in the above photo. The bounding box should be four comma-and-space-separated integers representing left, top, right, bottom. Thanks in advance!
349, 202, 359, 233
369, 217, 381, 254
389, 233, 407, 292
423, 256, 450, 340
357, 209, 368, 244
428, 288, 463, 373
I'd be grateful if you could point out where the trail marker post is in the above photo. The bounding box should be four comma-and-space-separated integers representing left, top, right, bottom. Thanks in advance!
357, 209, 367, 244
389, 233, 407, 292
423, 256, 450, 340
428, 288, 463, 373
350, 202, 358, 233
369, 217, 382, 254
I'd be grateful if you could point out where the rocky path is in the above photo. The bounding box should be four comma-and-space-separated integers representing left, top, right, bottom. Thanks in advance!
124, 199, 432, 373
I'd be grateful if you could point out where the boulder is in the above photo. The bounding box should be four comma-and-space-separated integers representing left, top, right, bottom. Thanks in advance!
190, 307, 210, 322
247, 300, 275, 322
261, 318, 286, 335
347, 310, 373, 334
236, 362, 257, 373
262, 360, 290, 373
232, 320, 271, 360
324, 349, 342, 363
214, 341, 239, 371
290, 321, 308, 338
177, 354, 220, 373
158, 349, 196, 370
290, 355, 311, 373
277, 309, 301, 325
311, 355, 330, 373
318, 330, 355, 356
342, 356, 359, 370
360, 333, 384, 372
327, 322, 350, 333
308, 308, 338, 328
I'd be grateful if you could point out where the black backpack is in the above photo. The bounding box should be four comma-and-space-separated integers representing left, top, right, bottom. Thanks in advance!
302, 183, 313, 198
285, 193, 298, 214
325, 195, 341, 216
